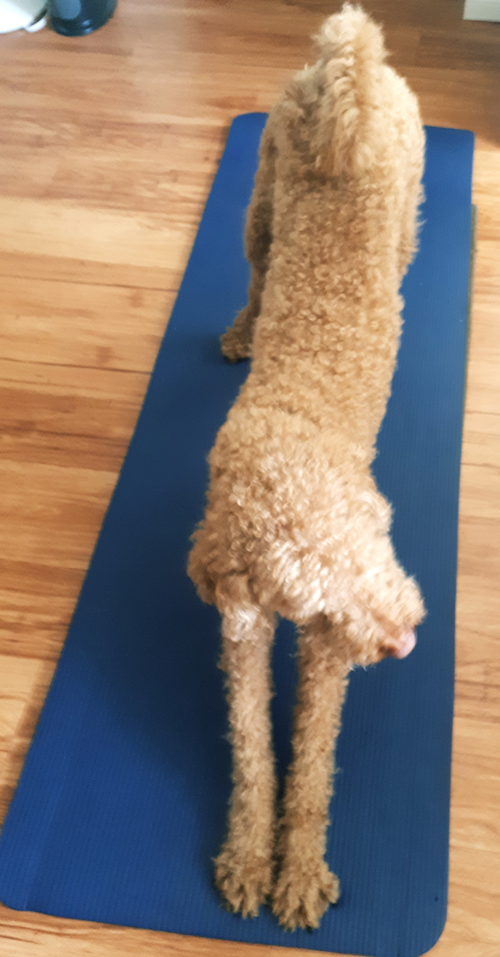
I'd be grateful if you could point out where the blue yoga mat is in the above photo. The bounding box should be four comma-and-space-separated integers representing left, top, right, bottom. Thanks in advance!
0, 115, 473, 957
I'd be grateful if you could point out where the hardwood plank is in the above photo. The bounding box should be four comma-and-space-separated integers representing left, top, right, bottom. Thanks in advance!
0, 655, 56, 822
0, 459, 116, 568
443, 849, 500, 951
459, 469, 500, 520
0, 582, 75, 660
0, 196, 190, 273
1, 276, 169, 372
462, 412, 500, 467
0, 358, 149, 440
0, 251, 177, 290
0, 906, 340, 957
0, 432, 129, 472
416, 29, 500, 72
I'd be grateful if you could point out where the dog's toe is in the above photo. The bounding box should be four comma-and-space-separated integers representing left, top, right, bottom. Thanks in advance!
214, 844, 273, 918
272, 861, 340, 930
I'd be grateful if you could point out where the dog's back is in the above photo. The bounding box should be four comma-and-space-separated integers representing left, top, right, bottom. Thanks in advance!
189, 4, 424, 632
246, 5, 424, 441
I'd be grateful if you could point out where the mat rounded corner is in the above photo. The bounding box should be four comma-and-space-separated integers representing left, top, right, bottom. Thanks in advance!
411, 904, 449, 957
0, 885, 29, 915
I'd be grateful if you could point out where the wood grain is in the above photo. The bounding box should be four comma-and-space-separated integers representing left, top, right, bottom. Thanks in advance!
1, 1, 499, 955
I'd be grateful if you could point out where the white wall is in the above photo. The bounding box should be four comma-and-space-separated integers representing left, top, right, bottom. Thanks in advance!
463, 0, 500, 20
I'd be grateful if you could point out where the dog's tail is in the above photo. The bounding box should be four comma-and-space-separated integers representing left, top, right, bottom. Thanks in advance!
313, 4, 387, 177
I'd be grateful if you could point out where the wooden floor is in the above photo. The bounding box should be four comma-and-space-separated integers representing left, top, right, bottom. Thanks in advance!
0, 1, 499, 955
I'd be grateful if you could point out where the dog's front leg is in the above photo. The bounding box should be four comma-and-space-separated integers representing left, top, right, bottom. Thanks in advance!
272, 615, 349, 930
215, 605, 277, 917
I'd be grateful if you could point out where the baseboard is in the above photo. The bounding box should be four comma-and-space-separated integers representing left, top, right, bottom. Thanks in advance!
463, 0, 500, 21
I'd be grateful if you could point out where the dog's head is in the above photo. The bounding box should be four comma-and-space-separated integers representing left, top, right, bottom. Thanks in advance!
337, 590, 424, 667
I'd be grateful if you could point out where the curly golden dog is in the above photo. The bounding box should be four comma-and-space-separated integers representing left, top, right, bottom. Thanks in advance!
189, 3, 425, 930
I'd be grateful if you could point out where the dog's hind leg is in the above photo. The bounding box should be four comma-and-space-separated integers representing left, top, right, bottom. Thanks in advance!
272, 615, 349, 930
397, 161, 424, 279
214, 603, 277, 917
221, 120, 276, 362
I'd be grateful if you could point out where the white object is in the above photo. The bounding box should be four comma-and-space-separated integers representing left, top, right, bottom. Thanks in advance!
0, 0, 46, 32
463, 0, 500, 20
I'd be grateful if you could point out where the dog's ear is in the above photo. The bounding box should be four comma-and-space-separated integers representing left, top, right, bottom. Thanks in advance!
313, 4, 386, 177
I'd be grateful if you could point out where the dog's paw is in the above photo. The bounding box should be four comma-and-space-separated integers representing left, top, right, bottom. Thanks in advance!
220, 326, 252, 362
271, 860, 339, 930
214, 843, 273, 918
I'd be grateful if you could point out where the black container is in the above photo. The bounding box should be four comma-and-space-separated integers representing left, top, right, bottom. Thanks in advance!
49, 0, 117, 35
